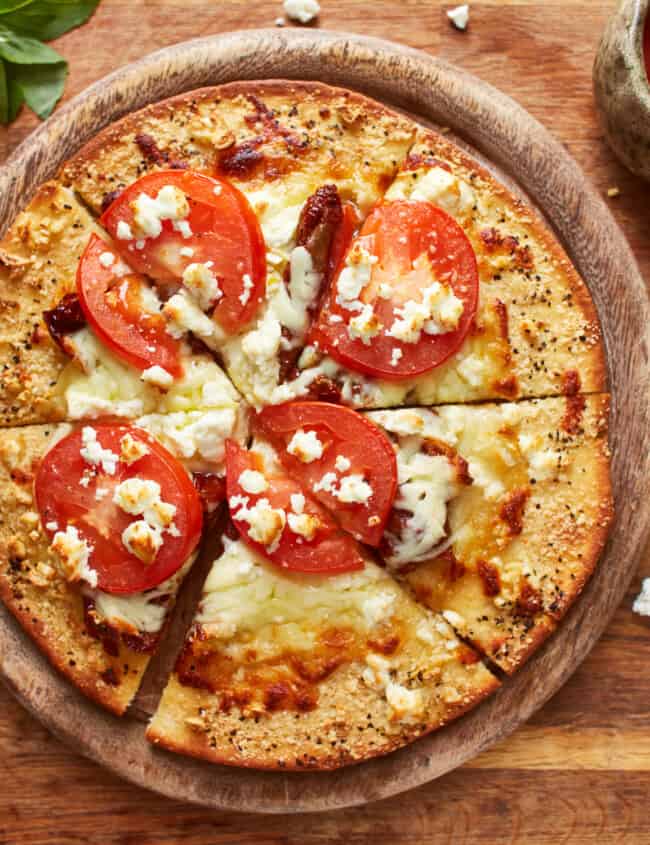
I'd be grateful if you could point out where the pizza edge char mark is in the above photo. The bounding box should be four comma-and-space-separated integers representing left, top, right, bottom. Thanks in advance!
0, 80, 612, 762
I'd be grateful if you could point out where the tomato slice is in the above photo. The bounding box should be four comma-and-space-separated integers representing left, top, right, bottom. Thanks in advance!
35, 424, 203, 595
310, 200, 479, 379
100, 170, 266, 334
255, 402, 397, 546
77, 233, 182, 376
225, 440, 365, 574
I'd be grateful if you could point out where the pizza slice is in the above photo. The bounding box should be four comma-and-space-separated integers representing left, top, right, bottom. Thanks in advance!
282, 128, 606, 408
0, 417, 245, 714
58, 81, 417, 408
146, 435, 498, 769
364, 394, 613, 672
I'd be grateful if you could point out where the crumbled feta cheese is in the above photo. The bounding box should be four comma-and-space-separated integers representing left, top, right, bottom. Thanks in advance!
99, 251, 115, 268
457, 353, 487, 387
122, 519, 163, 564
173, 219, 193, 239
141, 365, 174, 389
390, 347, 403, 367
113, 477, 177, 531
362, 591, 395, 627
162, 290, 225, 349
447, 3, 469, 31
45, 521, 58, 532
348, 303, 382, 345
633, 578, 650, 616
230, 496, 286, 551
179, 246, 194, 257
239, 273, 254, 306
239, 469, 269, 495
290, 492, 305, 513
80, 426, 119, 475
182, 261, 223, 311
283, 0, 320, 24
335, 455, 351, 472
314, 470, 373, 504
362, 653, 392, 689
378, 283, 393, 299
336, 240, 377, 312
287, 511, 320, 540
337, 474, 373, 504
120, 433, 149, 465
287, 428, 324, 462
116, 220, 133, 240
132, 185, 189, 239
388, 278, 463, 344
51, 525, 97, 587
386, 682, 423, 718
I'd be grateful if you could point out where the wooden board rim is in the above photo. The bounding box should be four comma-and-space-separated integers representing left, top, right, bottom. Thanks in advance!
0, 28, 648, 814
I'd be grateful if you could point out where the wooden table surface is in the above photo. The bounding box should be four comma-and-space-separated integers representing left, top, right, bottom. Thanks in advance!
1, 1, 649, 842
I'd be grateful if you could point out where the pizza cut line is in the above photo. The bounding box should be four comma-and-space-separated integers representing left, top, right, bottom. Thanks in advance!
0, 80, 612, 768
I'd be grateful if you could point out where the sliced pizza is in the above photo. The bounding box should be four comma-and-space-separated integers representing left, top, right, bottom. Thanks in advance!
282, 129, 606, 407
364, 394, 613, 672
0, 418, 244, 713
146, 530, 498, 769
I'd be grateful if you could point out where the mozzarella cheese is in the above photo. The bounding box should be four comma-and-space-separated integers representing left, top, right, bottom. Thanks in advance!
89, 555, 195, 635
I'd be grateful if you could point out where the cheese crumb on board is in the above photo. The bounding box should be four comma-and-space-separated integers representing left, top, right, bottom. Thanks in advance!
447, 4, 469, 31
283, 0, 320, 24
633, 578, 650, 617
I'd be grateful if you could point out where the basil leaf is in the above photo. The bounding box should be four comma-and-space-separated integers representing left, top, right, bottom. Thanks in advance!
7, 57, 66, 118
0, 58, 8, 123
0, 1, 33, 14
0, 23, 63, 63
0, 1, 100, 41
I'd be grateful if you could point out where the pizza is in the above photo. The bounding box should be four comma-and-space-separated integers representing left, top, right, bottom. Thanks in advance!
0, 80, 612, 766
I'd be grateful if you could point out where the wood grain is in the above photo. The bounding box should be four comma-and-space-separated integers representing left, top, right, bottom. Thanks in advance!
0, 0, 649, 841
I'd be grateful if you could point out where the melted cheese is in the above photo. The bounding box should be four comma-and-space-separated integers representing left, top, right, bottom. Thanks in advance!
89, 555, 195, 634
197, 537, 397, 652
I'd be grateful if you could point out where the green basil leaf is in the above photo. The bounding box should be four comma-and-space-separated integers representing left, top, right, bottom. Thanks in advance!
7, 58, 66, 118
0, 23, 63, 63
0, 1, 34, 14
0, 1, 100, 41
0, 58, 8, 123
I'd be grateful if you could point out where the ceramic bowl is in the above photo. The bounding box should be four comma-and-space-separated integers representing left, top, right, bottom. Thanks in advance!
593, 0, 650, 181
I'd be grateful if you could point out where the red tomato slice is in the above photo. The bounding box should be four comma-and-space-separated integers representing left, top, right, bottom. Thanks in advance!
311, 200, 479, 379
77, 233, 182, 376
35, 424, 203, 595
100, 170, 266, 334
225, 440, 365, 574
255, 402, 397, 546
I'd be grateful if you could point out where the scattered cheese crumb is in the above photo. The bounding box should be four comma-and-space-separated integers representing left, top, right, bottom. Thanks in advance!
80, 426, 119, 475
229, 496, 286, 551
99, 251, 115, 268
182, 261, 223, 311
122, 519, 163, 564
120, 433, 149, 465
447, 4, 469, 31
335, 455, 351, 472
240, 469, 269, 495
607, 186, 620, 198
116, 220, 134, 241
132, 185, 189, 239
51, 525, 97, 587
633, 578, 650, 616
287, 428, 325, 463
287, 511, 320, 540
141, 365, 174, 389
283, 0, 320, 24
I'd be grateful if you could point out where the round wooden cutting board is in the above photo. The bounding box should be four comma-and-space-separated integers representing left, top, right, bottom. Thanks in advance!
0, 29, 648, 814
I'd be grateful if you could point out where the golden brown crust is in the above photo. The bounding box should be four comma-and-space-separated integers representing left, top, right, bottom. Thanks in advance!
147, 660, 498, 771
0, 182, 99, 427
0, 423, 154, 714
60, 80, 417, 216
